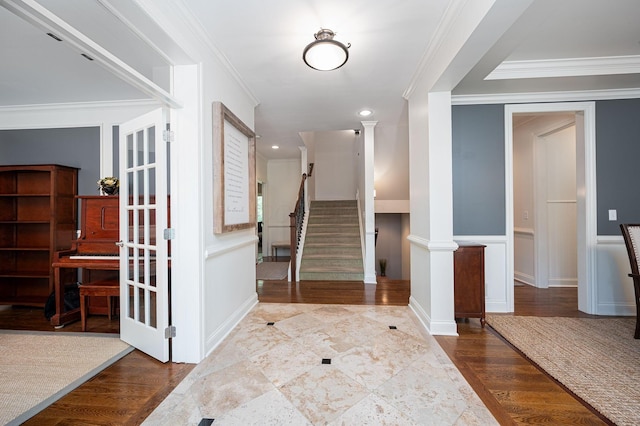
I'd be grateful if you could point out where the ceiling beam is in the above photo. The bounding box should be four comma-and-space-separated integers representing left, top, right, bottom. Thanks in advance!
0, 0, 182, 109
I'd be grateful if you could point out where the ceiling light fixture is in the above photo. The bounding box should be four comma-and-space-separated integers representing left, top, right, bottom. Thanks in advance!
271, 145, 279, 149
359, 109, 372, 117
303, 28, 350, 71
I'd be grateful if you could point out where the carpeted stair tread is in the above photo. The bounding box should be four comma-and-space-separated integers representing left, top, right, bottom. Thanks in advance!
298, 266, 362, 273
304, 242, 361, 247
302, 253, 362, 259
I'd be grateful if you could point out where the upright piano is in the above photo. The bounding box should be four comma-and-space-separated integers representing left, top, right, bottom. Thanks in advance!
51, 196, 119, 327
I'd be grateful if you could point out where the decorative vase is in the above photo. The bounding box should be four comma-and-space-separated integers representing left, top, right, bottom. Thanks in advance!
378, 258, 387, 277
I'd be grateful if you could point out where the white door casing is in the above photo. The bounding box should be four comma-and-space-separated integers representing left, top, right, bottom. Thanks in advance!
506, 102, 596, 314
118, 108, 170, 362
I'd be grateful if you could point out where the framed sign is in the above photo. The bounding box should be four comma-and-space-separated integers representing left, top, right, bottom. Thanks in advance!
212, 101, 256, 233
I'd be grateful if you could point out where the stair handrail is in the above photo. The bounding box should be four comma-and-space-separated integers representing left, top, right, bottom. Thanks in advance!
289, 172, 307, 281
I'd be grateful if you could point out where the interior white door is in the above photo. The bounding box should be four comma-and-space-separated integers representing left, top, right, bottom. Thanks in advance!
118, 108, 170, 362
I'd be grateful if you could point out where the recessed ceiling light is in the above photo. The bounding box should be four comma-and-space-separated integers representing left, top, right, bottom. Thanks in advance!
271, 145, 279, 149
359, 109, 372, 117
46, 32, 63, 42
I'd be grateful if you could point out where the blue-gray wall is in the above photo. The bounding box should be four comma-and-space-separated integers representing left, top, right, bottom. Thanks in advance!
596, 99, 640, 235
451, 99, 640, 236
0, 127, 100, 196
452, 104, 505, 235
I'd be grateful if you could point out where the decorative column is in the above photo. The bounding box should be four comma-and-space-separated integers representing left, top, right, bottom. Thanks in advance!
408, 91, 457, 335
362, 121, 377, 284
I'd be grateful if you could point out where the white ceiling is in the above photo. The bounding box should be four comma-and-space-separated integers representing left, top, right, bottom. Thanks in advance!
2, 0, 640, 159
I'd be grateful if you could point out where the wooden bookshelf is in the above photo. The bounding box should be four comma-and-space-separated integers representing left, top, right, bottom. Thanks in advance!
0, 164, 78, 307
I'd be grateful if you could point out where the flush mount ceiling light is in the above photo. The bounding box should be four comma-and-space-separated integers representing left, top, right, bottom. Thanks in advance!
359, 109, 373, 117
303, 28, 350, 71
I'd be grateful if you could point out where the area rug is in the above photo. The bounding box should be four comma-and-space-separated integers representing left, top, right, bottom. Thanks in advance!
0, 331, 133, 425
256, 261, 289, 280
487, 315, 640, 426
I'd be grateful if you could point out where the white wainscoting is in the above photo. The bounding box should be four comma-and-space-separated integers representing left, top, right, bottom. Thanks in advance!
457, 234, 636, 316
514, 227, 535, 286
596, 236, 637, 316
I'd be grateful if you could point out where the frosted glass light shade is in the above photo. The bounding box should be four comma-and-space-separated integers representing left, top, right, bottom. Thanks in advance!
303, 29, 349, 71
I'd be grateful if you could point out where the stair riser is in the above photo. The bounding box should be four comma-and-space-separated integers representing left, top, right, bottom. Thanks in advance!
310, 209, 358, 216
308, 217, 359, 225
304, 236, 360, 244
299, 272, 364, 281
302, 246, 361, 256
301, 258, 363, 268
311, 201, 357, 207
305, 232, 360, 237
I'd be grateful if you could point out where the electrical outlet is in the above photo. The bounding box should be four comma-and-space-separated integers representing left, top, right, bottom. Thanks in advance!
523, 210, 529, 220
608, 209, 617, 221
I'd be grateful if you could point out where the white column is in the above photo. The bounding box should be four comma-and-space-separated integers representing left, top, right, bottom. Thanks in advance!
100, 124, 114, 177
169, 64, 203, 362
408, 91, 457, 336
362, 121, 377, 284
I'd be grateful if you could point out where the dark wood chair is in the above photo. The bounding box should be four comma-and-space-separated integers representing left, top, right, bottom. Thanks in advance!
620, 223, 640, 339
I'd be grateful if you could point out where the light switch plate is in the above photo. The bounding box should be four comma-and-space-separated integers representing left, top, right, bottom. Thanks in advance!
608, 209, 617, 221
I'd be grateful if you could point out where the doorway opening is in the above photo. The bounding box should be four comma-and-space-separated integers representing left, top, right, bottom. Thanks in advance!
506, 102, 597, 314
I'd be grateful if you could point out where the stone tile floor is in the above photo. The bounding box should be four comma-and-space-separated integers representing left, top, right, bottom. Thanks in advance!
143, 303, 497, 425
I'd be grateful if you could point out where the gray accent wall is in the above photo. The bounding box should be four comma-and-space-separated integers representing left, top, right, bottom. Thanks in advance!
452, 104, 505, 235
0, 127, 100, 195
451, 98, 640, 237
596, 99, 640, 235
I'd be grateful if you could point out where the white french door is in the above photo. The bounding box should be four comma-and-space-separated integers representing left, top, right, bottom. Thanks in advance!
118, 108, 170, 362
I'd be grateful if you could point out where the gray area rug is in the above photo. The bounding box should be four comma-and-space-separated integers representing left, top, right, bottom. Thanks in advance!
487, 315, 640, 426
0, 331, 133, 425
256, 262, 289, 280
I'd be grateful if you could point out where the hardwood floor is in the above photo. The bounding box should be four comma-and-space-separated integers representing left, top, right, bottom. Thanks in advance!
436, 286, 611, 426
0, 275, 612, 425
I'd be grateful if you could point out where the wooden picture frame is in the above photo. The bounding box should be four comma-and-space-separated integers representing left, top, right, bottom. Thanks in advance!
212, 102, 256, 233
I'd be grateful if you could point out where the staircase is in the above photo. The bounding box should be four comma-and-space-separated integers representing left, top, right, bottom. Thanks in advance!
299, 200, 364, 281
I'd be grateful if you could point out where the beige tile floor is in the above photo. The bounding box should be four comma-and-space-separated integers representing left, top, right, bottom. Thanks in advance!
143, 303, 497, 425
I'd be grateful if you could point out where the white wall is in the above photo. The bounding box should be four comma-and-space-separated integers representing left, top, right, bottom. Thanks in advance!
264, 158, 302, 255
374, 117, 410, 202
134, 0, 261, 362
314, 130, 358, 200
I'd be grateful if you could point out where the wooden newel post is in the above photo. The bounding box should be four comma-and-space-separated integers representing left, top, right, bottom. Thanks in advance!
289, 212, 297, 282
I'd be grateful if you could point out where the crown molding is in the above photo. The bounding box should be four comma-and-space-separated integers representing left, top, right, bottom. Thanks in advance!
452, 87, 640, 105
157, 0, 260, 107
0, 99, 160, 113
403, 0, 467, 99
486, 55, 640, 80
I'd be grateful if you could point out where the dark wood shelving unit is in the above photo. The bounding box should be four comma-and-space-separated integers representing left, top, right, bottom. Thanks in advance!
0, 164, 79, 307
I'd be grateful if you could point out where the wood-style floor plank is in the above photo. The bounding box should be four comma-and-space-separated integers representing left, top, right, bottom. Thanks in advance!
0, 274, 614, 425
435, 285, 612, 425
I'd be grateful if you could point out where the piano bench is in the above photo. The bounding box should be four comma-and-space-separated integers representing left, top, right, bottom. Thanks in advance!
78, 280, 119, 332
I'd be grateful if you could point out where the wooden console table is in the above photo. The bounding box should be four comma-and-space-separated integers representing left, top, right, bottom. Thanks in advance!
271, 241, 290, 259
